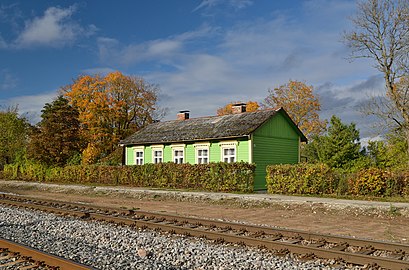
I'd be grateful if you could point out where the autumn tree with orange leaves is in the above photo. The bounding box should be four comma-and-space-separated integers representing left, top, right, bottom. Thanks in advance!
263, 80, 326, 138
217, 101, 259, 116
64, 71, 160, 164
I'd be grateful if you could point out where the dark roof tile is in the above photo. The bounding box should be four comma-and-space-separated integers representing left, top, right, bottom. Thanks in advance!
120, 109, 279, 145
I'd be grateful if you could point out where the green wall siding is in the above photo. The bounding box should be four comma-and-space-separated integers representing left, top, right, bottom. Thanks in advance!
254, 112, 299, 139
145, 146, 152, 163
237, 140, 249, 161
185, 144, 195, 163
252, 112, 300, 190
209, 142, 220, 162
125, 138, 250, 165
126, 147, 135, 165
163, 145, 172, 161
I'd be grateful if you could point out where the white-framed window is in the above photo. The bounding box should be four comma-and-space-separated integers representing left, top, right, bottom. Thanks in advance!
174, 150, 184, 164
222, 148, 236, 163
171, 144, 185, 164
194, 142, 210, 164
153, 150, 163, 164
220, 141, 237, 163
197, 149, 209, 164
151, 145, 164, 164
135, 151, 144, 165
133, 146, 144, 165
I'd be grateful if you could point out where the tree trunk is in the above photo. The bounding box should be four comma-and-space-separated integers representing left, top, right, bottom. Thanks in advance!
406, 128, 409, 168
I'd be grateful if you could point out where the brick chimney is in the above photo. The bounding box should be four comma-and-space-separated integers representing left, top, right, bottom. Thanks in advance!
231, 103, 247, 114
177, 110, 190, 120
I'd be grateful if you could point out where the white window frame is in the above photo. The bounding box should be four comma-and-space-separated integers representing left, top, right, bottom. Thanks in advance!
151, 145, 164, 164
194, 142, 210, 164
171, 144, 185, 164
219, 141, 237, 163
133, 146, 144, 165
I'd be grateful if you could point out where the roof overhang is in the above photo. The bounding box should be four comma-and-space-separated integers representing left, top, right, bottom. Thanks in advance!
120, 135, 249, 147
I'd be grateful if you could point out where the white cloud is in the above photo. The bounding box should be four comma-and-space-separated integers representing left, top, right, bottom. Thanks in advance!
0, 91, 57, 124
360, 135, 383, 147
97, 26, 212, 66
193, 0, 253, 12
81, 67, 117, 76
0, 34, 7, 49
15, 5, 97, 48
0, 70, 18, 90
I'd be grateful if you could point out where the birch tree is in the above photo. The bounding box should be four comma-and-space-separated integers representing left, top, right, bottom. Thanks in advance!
344, 0, 409, 158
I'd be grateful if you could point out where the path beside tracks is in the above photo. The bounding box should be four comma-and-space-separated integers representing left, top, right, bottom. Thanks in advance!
1, 180, 408, 212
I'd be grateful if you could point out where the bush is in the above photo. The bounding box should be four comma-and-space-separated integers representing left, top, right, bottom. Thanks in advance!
266, 163, 335, 195
349, 168, 409, 197
2, 162, 255, 193
266, 163, 408, 197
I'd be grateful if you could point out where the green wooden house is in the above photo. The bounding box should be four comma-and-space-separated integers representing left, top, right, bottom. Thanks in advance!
120, 104, 307, 190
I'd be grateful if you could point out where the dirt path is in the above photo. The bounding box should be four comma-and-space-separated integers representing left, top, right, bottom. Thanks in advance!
1, 180, 408, 244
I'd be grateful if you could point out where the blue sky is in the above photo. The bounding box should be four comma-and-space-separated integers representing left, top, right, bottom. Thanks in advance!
0, 0, 385, 141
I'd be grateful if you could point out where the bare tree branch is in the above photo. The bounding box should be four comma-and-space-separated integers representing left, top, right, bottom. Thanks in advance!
344, 0, 409, 162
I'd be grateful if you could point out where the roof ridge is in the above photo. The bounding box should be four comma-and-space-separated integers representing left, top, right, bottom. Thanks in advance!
157, 108, 278, 124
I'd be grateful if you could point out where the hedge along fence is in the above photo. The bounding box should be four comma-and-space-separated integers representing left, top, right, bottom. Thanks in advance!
266, 163, 336, 195
349, 168, 409, 197
266, 164, 409, 197
3, 162, 255, 193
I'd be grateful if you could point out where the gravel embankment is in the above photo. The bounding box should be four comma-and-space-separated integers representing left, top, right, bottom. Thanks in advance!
0, 205, 351, 270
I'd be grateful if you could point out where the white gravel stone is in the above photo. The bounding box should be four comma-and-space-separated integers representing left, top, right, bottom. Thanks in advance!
0, 205, 359, 269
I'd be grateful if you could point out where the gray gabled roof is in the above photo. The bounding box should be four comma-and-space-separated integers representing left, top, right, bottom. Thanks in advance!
120, 108, 307, 146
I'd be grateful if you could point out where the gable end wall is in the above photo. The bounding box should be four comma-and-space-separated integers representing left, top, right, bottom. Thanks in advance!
252, 111, 300, 190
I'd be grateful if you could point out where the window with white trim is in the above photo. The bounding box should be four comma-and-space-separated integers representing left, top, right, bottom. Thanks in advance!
171, 144, 185, 164
151, 145, 164, 164
135, 151, 144, 165
153, 150, 163, 164
219, 141, 237, 163
132, 146, 144, 165
197, 149, 209, 164
173, 149, 184, 164
194, 143, 210, 164
222, 147, 236, 163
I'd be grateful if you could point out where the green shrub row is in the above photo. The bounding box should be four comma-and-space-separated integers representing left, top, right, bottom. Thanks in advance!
3, 161, 255, 193
266, 164, 409, 197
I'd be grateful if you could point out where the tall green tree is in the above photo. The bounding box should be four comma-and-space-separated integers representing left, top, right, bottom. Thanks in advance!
305, 116, 361, 168
0, 107, 30, 168
28, 96, 82, 166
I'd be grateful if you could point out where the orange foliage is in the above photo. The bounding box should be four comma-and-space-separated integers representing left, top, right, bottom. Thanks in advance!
263, 80, 326, 138
64, 71, 159, 163
217, 101, 260, 116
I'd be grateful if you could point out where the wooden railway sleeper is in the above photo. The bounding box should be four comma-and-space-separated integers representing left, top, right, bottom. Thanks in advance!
308, 239, 327, 248
357, 246, 376, 255
330, 242, 349, 251
298, 252, 316, 261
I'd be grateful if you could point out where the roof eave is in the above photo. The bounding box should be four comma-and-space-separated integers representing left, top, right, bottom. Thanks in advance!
121, 135, 250, 146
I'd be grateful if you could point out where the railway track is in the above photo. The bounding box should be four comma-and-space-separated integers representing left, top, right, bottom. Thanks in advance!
0, 237, 91, 269
1, 193, 408, 270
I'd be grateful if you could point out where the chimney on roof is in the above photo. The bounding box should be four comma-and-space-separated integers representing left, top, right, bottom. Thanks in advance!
231, 103, 247, 114
177, 110, 190, 120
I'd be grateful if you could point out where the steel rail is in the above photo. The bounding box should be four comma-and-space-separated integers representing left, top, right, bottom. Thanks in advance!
3, 193, 408, 254
1, 194, 409, 270
0, 238, 92, 270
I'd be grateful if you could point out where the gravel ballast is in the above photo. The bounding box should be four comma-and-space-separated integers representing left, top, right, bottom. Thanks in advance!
0, 205, 349, 270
